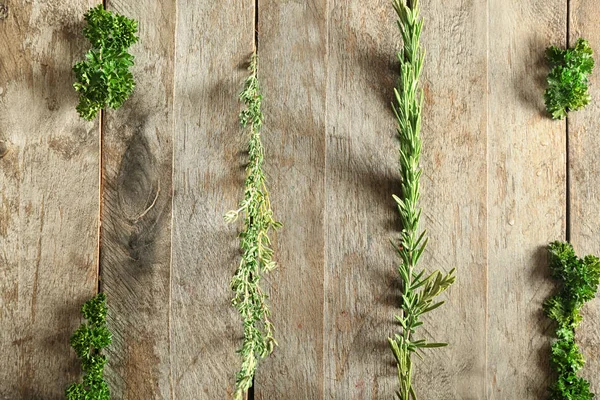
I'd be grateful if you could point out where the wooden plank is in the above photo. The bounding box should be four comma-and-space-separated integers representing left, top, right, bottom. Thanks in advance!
0, 0, 100, 398
253, 1, 327, 398
99, 0, 175, 398
568, 0, 600, 393
325, 0, 488, 398
170, 1, 253, 398
487, 1, 566, 398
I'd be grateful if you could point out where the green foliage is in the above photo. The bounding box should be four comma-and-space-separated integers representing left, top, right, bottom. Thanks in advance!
544, 38, 595, 120
545, 241, 600, 400
73, 4, 138, 120
225, 53, 281, 400
65, 293, 112, 400
389, 1, 456, 399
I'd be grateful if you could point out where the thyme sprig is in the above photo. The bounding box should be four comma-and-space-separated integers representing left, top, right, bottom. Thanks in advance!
65, 293, 112, 400
225, 53, 281, 400
389, 1, 456, 399
544, 241, 600, 399
73, 4, 138, 120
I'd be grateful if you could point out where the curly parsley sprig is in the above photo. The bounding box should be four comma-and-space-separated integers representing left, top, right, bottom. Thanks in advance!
73, 4, 138, 120
65, 293, 112, 400
225, 53, 281, 400
544, 241, 600, 399
389, 1, 456, 399
544, 38, 594, 120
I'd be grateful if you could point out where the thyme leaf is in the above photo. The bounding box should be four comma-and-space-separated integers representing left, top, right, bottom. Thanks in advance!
226, 53, 281, 400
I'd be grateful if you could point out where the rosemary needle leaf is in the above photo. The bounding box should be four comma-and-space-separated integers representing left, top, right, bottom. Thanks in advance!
389, 1, 456, 399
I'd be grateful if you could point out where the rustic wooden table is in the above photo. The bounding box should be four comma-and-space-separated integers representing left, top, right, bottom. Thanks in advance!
1, 0, 598, 399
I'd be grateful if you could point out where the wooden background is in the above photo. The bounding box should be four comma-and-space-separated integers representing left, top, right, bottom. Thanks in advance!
1, 0, 599, 399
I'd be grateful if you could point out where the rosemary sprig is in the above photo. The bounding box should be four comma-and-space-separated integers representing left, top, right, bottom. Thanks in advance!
225, 53, 281, 400
65, 293, 112, 400
389, 1, 456, 399
544, 241, 600, 399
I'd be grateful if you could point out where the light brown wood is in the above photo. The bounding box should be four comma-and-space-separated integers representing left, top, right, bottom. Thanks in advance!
569, 0, 600, 393
5, 1, 600, 398
325, 0, 488, 398
487, 1, 567, 398
414, 0, 489, 397
100, 0, 175, 398
253, 1, 328, 399
0, 0, 101, 398
170, 1, 254, 398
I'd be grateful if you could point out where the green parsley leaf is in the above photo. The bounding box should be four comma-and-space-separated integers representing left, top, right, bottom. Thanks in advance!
544, 38, 595, 120
65, 293, 112, 400
545, 241, 600, 399
73, 5, 138, 120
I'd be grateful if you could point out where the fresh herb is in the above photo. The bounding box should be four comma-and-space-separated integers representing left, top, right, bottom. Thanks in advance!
389, 1, 456, 399
73, 4, 138, 120
544, 38, 595, 120
544, 241, 600, 399
65, 293, 112, 400
225, 53, 281, 400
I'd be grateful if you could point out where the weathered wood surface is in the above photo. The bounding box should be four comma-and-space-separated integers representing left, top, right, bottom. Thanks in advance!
415, 0, 489, 397
0, 0, 101, 398
100, 0, 175, 398
3, 0, 600, 399
254, 0, 327, 398
487, 0, 566, 398
569, 0, 600, 393
325, 3, 399, 398
170, 0, 253, 398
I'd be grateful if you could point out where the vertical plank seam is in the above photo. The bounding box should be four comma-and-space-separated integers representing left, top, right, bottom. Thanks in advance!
485, 0, 490, 396
566, 0, 571, 243
250, 1, 258, 399
254, 0, 259, 52
97, 0, 108, 298
97, 110, 104, 294
483, 0, 494, 399
97, 1, 108, 295
169, 0, 179, 398
322, 0, 329, 397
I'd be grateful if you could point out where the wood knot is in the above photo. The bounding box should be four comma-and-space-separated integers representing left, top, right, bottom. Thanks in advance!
0, 141, 8, 158
0, 5, 8, 20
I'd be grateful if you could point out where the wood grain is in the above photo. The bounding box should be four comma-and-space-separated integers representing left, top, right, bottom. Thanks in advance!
0, 0, 101, 398
253, 1, 328, 398
487, 1, 566, 398
4, 1, 600, 398
170, 1, 253, 398
414, 0, 489, 398
325, 3, 400, 397
100, 0, 175, 398
325, 0, 488, 398
568, 0, 600, 393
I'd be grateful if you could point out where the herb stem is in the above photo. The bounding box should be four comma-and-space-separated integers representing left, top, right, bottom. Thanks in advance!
389, 1, 456, 399
227, 53, 281, 400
